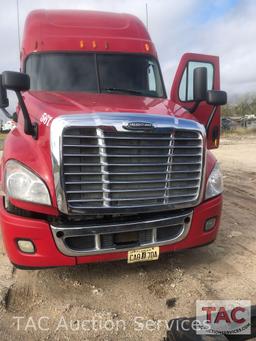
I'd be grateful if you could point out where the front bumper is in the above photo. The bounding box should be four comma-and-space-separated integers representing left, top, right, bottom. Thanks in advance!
51, 209, 193, 256
0, 195, 222, 268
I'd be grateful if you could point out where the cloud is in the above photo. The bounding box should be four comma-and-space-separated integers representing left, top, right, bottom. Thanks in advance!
0, 0, 256, 115
190, 0, 256, 96
160, 0, 256, 97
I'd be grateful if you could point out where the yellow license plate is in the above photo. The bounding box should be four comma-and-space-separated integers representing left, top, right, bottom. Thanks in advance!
127, 247, 159, 264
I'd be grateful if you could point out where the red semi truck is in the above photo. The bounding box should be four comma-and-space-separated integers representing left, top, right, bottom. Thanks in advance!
0, 10, 226, 269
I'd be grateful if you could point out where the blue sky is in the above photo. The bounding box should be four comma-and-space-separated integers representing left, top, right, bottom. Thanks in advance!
197, 0, 240, 23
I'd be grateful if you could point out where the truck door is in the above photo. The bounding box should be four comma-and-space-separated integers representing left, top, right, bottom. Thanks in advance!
171, 53, 222, 149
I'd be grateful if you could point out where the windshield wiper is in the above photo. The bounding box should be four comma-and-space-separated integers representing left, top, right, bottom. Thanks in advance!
102, 87, 144, 96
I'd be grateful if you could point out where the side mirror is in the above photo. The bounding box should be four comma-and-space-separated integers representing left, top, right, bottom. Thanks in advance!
0, 75, 9, 108
1, 71, 37, 138
2, 71, 30, 92
207, 90, 227, 106
193, 67, 207, 102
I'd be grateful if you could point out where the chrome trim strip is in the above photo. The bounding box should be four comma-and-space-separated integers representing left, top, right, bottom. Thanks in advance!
95, 234, 101, 250
50, 113, 206, 214
51, 210, 193, 256
164, 130, 174, 204
96, 128, 110, 207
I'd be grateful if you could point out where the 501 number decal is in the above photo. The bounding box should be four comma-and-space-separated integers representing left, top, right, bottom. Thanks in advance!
40, 113, 53, 126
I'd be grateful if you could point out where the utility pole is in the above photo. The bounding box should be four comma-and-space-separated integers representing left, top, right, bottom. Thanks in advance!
146, 3, 149, 30
16, 0, 21, 52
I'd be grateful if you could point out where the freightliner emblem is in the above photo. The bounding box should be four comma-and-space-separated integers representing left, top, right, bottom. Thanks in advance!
123, 122, 154, 130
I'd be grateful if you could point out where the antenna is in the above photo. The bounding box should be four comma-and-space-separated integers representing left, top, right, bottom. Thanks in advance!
16, 0, 21, 53
145, 3, 149, 30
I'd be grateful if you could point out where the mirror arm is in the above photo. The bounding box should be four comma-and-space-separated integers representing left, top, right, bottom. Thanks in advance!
206, 105, 217, 134
186, 101, 200, 114
185, 100, 218, 136
15, 91, 38, 139
0, 108, 13, 119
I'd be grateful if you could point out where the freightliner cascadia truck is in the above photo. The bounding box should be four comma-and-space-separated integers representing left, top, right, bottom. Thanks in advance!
0, 10, 227, 269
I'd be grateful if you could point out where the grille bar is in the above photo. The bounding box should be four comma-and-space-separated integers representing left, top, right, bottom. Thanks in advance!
63, 144, 202, 149
68, 193, 197, 203
63, 161, 202, 166
64, 170, 201, 176
63, 153, 202, 157
63, 134, 201, 141
62, 199, 197, 210
66, 185, 199, 194
65, 177, 200, 185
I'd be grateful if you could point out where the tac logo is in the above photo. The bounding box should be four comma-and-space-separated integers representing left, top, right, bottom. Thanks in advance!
196, 300, 251, 335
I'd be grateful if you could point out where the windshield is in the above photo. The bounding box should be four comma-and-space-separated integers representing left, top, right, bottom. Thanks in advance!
25, 53, 166, 98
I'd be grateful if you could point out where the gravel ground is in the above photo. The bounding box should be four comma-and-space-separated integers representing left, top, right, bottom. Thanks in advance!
0, 137, 255, 340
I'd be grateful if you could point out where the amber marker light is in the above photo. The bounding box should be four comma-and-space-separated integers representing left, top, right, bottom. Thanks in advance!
144, 43, 150, 51
214, 139, 219, 147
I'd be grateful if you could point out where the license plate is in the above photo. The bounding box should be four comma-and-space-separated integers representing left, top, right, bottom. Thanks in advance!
127, 247, 159, 264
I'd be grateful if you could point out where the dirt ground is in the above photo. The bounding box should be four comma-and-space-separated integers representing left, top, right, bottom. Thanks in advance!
0, 136, 255, 341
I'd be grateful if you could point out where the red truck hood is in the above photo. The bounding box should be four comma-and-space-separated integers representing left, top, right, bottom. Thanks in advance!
6, 90, 212, 217
27, 91, 195, 121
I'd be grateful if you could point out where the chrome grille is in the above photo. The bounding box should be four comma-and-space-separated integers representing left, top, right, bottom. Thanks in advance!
62, 125, 204, 211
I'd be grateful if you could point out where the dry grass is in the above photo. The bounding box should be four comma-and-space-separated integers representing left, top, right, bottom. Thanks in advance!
0, 133, 7, 139
0, 133, 7, 150
221, 127, 256, 138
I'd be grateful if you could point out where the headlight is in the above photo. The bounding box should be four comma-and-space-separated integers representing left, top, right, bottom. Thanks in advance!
4, 160, 51, 206
205, 162, 223, 200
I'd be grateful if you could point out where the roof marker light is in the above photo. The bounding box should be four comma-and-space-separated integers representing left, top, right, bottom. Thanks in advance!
80, 40, 84, 48
92, 40, 97, 49
144, 43, 150, 52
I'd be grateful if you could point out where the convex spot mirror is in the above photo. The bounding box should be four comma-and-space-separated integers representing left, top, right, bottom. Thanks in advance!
207, 90, 227, 106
